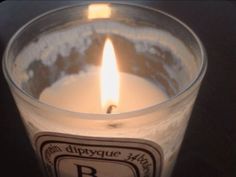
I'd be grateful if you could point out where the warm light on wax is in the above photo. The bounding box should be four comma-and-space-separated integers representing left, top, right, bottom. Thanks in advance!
100, 39, 120, 111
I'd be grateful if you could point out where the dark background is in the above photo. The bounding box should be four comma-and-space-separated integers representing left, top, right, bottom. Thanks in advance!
0, 1, 235, 177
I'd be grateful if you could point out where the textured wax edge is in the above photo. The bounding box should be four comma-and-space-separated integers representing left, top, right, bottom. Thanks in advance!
13, 21, 196, 88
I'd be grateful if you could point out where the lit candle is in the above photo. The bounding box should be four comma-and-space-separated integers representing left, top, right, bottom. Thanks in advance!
40, 38, 167, 114
3, 3, 207, 177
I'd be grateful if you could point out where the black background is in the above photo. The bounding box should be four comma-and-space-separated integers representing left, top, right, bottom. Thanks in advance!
0, 1, 235, 177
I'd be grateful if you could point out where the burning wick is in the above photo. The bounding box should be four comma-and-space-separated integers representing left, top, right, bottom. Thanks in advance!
101, 38, 120, 114
106, 105, 117, 114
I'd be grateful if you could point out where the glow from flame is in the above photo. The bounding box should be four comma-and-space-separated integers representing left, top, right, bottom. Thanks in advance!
88, 4, 111, 19
100, 38, 120, 110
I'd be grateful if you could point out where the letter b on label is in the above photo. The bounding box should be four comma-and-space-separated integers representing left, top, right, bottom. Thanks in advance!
75, 164, 97, 177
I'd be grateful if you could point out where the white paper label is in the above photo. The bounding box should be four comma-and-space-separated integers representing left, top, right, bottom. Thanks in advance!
35, 132, 163, 177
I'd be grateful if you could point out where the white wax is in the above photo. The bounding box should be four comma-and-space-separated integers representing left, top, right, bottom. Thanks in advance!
40, 72, 167, 114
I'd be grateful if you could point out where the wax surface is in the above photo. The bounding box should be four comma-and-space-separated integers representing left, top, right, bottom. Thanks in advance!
40, 72, 167, 113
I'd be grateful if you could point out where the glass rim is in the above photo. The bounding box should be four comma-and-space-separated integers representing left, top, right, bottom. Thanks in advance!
2, 2, 207, 120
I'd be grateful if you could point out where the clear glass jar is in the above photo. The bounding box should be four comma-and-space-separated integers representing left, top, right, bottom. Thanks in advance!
3, 2, 207, 177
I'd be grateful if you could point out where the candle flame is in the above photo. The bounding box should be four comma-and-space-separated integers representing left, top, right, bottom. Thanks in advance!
100, 38, 120, 111
88, 4, 111, 19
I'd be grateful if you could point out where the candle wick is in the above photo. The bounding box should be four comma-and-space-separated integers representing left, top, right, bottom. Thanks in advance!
106, 105, 117, 114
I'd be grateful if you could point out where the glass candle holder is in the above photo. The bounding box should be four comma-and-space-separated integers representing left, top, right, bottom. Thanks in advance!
3, 2, 207, 177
